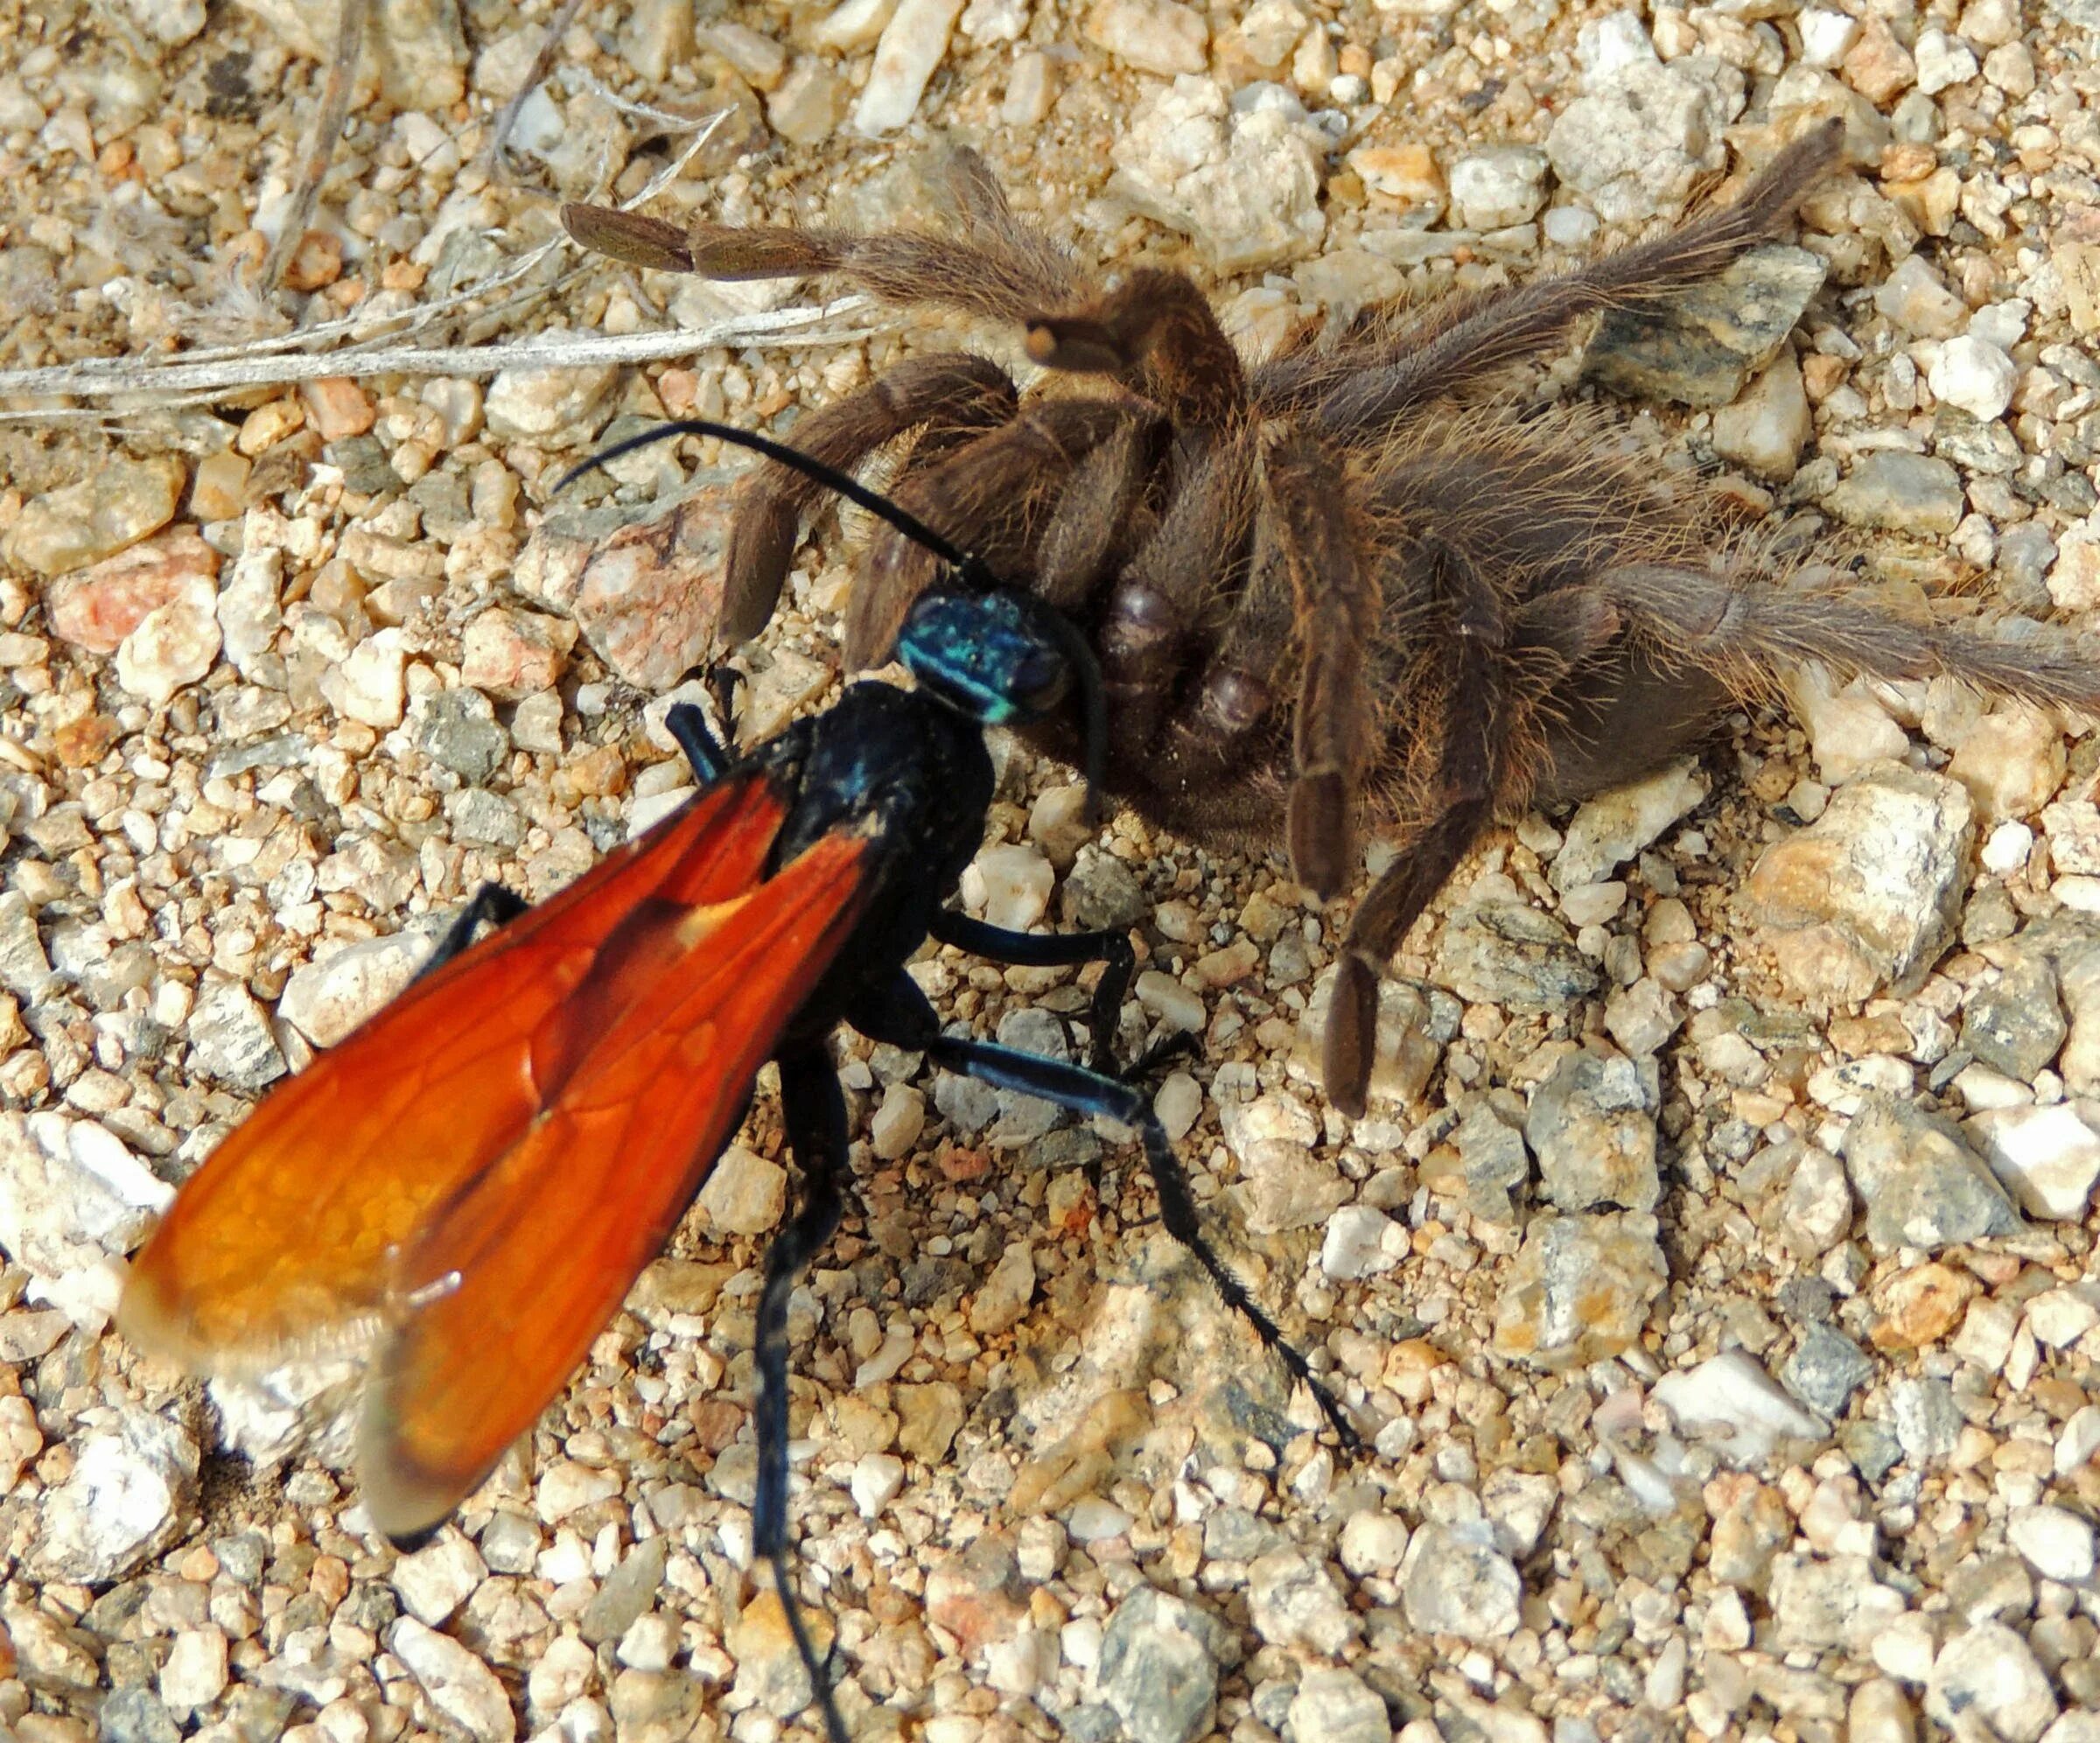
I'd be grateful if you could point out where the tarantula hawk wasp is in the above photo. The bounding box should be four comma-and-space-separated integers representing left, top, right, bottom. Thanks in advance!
566, 117, 2100, 1116
119, 421, 1355, 1743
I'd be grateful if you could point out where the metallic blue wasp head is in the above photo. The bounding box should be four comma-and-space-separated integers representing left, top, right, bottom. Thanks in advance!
897, 587, 1069, 726
556, 418, 1110, 818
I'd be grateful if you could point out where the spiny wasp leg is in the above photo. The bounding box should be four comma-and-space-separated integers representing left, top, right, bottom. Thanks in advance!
927, 908, 1136, 1073
417, 885, 529, 981
754, 1045, 854, 1743
664, 697, 735, 785
869, 974, 1361, 1452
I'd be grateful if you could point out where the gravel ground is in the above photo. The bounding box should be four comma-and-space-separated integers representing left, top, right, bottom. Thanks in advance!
4, 2, 2100, 1742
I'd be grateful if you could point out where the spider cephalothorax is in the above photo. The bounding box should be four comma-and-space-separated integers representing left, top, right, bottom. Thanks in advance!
564, 120, 2100, 1116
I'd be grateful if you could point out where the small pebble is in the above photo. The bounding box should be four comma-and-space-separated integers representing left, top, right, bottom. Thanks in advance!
851, 0, 964, 133
1929, 334, 2018, 421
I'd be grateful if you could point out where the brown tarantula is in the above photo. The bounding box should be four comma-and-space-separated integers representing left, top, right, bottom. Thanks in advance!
564, 119, 2100, 1116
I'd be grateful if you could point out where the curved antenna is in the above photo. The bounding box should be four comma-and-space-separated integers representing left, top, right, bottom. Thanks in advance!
555, 416, 1110, 816
553, 416, 1002, 592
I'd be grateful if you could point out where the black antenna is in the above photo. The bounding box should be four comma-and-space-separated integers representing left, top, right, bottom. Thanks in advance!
555, 417, 1002, 590
554, 417, 1111, 813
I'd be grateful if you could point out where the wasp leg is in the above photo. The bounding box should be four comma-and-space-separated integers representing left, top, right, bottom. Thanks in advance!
664, 700, 734, 784
416, 885, 529, 981
856, 974, 1360, 1449
753, 1045, 854, 1743
926, 910, 1135, 1074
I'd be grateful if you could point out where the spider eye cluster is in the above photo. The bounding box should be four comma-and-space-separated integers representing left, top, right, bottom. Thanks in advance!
896, 588, 1069, 725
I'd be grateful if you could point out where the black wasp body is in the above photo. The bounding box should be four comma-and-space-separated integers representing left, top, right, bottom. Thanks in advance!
120, 430, 1354, 1743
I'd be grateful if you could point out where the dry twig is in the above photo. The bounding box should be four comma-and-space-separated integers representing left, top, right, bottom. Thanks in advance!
259, 0, 375, 294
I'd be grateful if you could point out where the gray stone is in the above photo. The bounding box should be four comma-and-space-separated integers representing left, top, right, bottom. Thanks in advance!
1096, 1586, 1228, 1743
1945, 1556, 2034, 1628
581, 1536, 668, 1645
1839, 1418, 1903, 1481
1748, 764, 1975, 1004
327, 435, 397, 497
934, 1069, 1000, 1137
1782, 1322, 1875, 1415
1438, 902, 1600, 1010
1926, 1623, 2058, 1743
1586, 247, 1825, 409
1961, 953, 2065, 1080
1525, 1046, 1660, 1212
1285, 1668, 1390, 1743
1774, 1141, 1854, 1259
186, 980, 288, 1091
1768, 1553, 1907, 1653
1110, 78, 1328, 270
390, 1615, 517, 1743
2000, 521, 2059, 597
992, 1008, 1070, 1145
410, 688, 509, 785
1824, 452, 1966, 535
1933, 408, 2024, 475
446, 788, 524, 850
1546, 43, 1731, 224
0, 1109, 168, 1293
1458, 1102, 1530, 1222
1205, 1506, 1283, 1562
1890, 1375, 1964, 1465
1844, 1098, 2023, 1252
392, 1532, 488, 1628
1491, 1212, 1668, 1369
101, 1689, 181, 1743
1448, 147, 1550, 229
0, 890, 55, 1001
1062, 845, 1149, 930
1248, 1550, 1362, 1654
1398, 1522, 1522, 1641
34, 1410, 199, 1582
1550, 757, 1707, 891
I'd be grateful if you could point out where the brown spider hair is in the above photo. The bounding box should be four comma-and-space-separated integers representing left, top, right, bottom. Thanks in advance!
564, 120, 2100, 1116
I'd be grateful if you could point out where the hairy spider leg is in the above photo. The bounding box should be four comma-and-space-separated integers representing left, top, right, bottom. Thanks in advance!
1026, 265, 1250, 429
1294, 119, 1848, 434
1031, 415, 1167, 612
1326, 544, 1508, 1117
1602, 564, 2100, 712
723, 354, 1018, 643
1264, 432, 1382, 901
848, 396, 1144, 668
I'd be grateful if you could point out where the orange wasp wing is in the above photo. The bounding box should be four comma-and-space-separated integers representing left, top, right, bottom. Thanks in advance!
357, 825, 872, 1536
120, 773, 799, 1371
